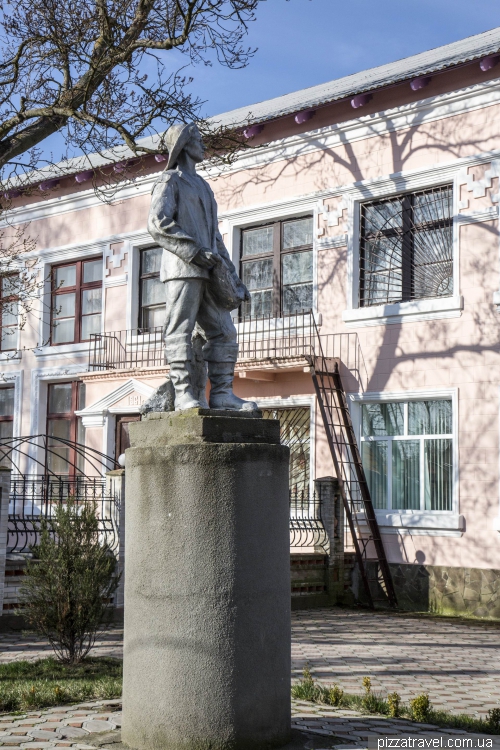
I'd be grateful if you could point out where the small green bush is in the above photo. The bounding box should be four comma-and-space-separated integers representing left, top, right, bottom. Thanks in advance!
291, 664, 322, 703
487, 708, 500, 732
387, 692, 401, 718
20, 499, 120, 664
328, 684, 344, 706
410, 694, 431, 722
362, 676, 372, 694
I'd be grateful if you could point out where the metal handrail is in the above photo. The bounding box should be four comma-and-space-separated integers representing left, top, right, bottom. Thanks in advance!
88, 312, 364, 375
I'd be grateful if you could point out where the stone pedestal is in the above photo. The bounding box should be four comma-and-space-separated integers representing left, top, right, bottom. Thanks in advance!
122, 409, 291, 750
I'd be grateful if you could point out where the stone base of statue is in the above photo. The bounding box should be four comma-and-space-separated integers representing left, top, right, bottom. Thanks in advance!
121, 409, 291, 750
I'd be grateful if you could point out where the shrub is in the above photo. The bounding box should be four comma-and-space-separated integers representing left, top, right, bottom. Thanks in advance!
410, 694, 431, 722
387, 692, 401, 718
20, 499, 120, 664
328, 684, 344, 706
291, 664, 324, 703
487, 708, 500, 732
362, 676, 372, 695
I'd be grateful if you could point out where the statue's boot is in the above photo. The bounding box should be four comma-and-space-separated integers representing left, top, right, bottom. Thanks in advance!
208, 361, 258, 411
169, 361, 200, 410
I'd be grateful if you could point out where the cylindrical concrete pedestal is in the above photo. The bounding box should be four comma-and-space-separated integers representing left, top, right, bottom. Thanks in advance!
122, 410, 291, 750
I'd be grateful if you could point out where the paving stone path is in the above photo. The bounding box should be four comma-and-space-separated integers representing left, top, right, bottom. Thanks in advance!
0, 608, 499, 719
291, 608, 500, 718
0, 700, 498, 750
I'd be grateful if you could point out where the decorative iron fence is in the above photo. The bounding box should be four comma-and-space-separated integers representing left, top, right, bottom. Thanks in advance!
8, 475, 120, 555
289, 489, 327, 550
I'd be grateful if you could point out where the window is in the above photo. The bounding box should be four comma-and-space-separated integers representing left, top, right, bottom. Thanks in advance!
46, 382, 85, 475
0, 387, 14, 467
360, 399, 453, 512
140, 247, 165, 329
240, 217, 313, 318
359, 185, 453, 307
0, 275, 18, 351
262, 407, 310, 494
51, 259, 102, 344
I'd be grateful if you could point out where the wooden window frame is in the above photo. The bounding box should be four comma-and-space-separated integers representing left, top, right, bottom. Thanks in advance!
139, 247, 162, 331
51, 258, 102, 345
240, 217, 313, 319
0, 386, 14, 428
46, 381, 85, 476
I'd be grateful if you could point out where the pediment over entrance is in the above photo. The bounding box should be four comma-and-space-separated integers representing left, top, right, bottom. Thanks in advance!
76, 378, 155, 426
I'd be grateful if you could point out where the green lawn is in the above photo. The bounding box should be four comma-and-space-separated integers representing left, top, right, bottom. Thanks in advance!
0, 657, 122, 713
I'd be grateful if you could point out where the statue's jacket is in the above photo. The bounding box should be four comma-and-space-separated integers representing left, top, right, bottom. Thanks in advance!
148, 168, 239, 283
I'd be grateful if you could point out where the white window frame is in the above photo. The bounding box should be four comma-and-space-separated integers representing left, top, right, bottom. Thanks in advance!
349, 388, 463, 536
342, 173, 464, 327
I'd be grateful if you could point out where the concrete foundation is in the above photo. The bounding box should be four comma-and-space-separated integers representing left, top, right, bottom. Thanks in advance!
122, 409, 291, 750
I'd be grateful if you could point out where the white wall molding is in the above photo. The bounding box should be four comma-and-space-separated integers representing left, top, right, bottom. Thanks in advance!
76, 377, 154, 419
76, 378, 155, 462
104, 274, 128, 288
458, 158, 500, 207
456, 207, 499, 224
342, 295, 464, 328
317, 234, 348, 250
33, 341, 90, 362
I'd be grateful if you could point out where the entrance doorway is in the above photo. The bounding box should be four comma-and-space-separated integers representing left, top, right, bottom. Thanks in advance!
115, 415, 141, 462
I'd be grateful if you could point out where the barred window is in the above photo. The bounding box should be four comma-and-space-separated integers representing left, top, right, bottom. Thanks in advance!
262, 406, 310, 494
359, 185, 453, 307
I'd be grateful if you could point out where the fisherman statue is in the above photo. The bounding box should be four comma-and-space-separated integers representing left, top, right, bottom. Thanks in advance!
148, 122, 257, 412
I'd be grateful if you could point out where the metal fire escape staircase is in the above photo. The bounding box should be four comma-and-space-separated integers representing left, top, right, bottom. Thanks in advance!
306, 321, 398, 610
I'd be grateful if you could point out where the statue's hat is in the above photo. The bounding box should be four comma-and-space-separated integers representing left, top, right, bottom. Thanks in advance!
165, 122, 198, 170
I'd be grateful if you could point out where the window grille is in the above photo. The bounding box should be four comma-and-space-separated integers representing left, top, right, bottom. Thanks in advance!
262, 406, 310, 494
359, 185, 453, 307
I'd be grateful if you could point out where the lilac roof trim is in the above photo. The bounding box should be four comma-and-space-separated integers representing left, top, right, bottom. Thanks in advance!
294, 110, 316, 124
210, 26, 500, 129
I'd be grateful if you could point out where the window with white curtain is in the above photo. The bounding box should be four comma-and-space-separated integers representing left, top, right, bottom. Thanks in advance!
360, 399, 453, 512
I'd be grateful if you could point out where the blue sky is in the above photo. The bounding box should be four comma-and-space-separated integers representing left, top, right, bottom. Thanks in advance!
31, 0, 500, 166
190, 0, 500, 117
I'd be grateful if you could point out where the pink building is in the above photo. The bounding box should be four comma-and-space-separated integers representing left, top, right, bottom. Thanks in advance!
2, 27, 500, 617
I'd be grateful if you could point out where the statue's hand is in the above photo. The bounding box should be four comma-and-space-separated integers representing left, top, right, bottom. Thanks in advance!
241, 283, 251, 302
192, 248, 221, 270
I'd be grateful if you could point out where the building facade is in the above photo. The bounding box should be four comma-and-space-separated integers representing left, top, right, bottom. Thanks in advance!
3, 27, 500, 616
